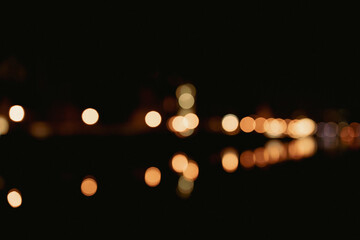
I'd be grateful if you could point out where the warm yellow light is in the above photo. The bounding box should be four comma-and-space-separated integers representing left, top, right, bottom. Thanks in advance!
171, 153, 189, 173
145, 111, 162, 128
176, 83, 196, 98
81, 108, 99, 125
183, 160, 199, 181
172, 116, 188, 132
288, 137, 317, 160
265, 140, 287, 164
9, 105, 25, 122
81, 176, 98, 197
184, 113, 199, 129
144, 167, 161, 187
287, 118, 316, 139
221, 114, 239, 133
240, 116, 255, 133
0, 115, 9, 135
221, 148, 239, 173
178, 93, 195, 109
7, 188, 22, 208
254, 117, 266, 133
264, 118, 287, 138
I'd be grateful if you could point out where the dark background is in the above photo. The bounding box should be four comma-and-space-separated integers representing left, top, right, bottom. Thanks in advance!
1, 3, 360, 238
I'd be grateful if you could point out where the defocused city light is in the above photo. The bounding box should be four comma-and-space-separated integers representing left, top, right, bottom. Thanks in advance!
145, 111, 162, 128
254, 117, 266, 133
81, 108, 99, 125
7, 188, 22, 208
184, 113, 199, 129
183, 160, 199, 181
9, 105, 25, 122
171, 153, 189, 173
240, 150, 256, 169
239, 116, 255, 133
81, 176, 98, 197
178, 93, 195, 109
0, 115, 9, 135
144, 167, 161, 187
176, 83, 196, 98
177, 175, 194, 198
221, 147, 239, 173
222, 114, 239, 133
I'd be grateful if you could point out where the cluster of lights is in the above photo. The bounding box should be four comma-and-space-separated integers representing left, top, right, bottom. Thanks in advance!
144, 152, 199, 198
221, 137, 317, 172
220, 115, 317, 139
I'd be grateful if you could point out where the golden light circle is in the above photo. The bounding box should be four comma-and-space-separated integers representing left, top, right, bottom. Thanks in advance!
145, 111, 162, 128
9, 105, 25, 122
183, 160, 199, 181
81, 176, 98, 197
240, 116, 255, 133
7, 188, 22, 208
221, 114, 239, 133
81, 108, 99, 125
184, 113, 199, 129
178, 93, 195, 109
221, 148, 239, 173
171, 153, 189, 173
144, 167, 161, 187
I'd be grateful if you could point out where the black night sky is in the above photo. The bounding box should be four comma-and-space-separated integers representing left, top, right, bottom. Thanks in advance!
1, 3, 360, 238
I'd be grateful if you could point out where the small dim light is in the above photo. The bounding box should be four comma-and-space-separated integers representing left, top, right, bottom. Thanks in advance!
82, 108, 99, 125
7, 188, 22, 208
144, 167, 161, 187
81, 176, 98, 197
145, 111, 162, 128
9, 105, 25, 122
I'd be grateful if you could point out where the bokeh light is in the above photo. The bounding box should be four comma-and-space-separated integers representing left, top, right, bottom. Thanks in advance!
254, 117, 266, 133
264, 118, 287, 138
184, 113, 199, 129
29, 121, 52, 139
171, 116, 188, 132
81, 176, 98, 197
287, 118, 316, 138
171, 153, 188, 173
222, 114, 239, 133
176, 83, 196, 98
221, 147, 239, 173
81, 108, 99, 125
9, 105, 25, 122
183, 160, 199, 181
240, 150, 255, 168
0, 115, 9, 135
145, 111, 162, 128
178, 93, 195, 109
144, 167, 161, 187
240, 116, 255, 133
253, 147, 269, 168
177, 175, 194, 198
7, 188, 22, 208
